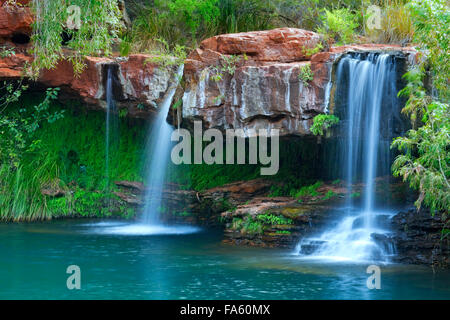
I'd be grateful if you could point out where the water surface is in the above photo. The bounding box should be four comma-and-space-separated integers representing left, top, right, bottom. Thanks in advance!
1, 220, 449, 300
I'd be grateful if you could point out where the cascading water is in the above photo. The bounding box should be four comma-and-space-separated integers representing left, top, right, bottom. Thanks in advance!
105, 66, 119, 191
297, 53, 401, 263
141, 65, 184, 225
89, 65, 198, 235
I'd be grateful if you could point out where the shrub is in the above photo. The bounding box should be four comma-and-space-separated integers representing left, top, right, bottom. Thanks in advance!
127, 0, 279, 51
29, 0, 123, 76
257, 213, 293, 225
310, 114, 340, 136
293, 181, 323, 198
317, 8, 359, 45
366, 0, 415, 44
391, 0, 449, 215
298, 64, 314, 86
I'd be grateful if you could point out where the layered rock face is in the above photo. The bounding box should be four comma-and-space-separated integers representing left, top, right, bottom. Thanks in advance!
1, 9, 417, 126
40, 54, 177, 118
182, 28, 417, 135
0, 1, 175, 118
0, 50, 177, 118
182, 28, 328, 136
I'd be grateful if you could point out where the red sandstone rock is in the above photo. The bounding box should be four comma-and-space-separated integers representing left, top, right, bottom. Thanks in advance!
0, 52, 31, 77
183, 30, 332, 135
182, 34, 418, 135
0, 51, 176, 117
40, 56, 113, 106
200, 28, 322, 62
0, 1, 33, 39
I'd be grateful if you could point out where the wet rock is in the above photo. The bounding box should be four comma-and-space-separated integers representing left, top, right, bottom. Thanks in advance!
391, 208, 449, 267
40, 181, 66, 198
220, 190, 346, 248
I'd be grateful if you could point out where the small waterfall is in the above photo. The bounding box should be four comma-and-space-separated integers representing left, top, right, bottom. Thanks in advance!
297, 53, 400, 263
105, 66, 119, 190
142, 65, 184, 225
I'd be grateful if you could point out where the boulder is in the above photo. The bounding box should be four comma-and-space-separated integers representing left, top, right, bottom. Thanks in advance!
200, 28, 322, 62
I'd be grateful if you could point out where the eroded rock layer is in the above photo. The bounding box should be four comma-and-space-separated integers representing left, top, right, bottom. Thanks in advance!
182, 28, 417, 135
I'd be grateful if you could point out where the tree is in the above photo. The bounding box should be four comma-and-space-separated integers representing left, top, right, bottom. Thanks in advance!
391, 0, 449, 216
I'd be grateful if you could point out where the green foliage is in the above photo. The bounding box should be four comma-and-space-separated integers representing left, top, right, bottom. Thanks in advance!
145, 38, 188, 69
367, 0, 415, 44
242, 217, 264, 234
303, 43, 324, 57
317, 8, 359, 45
232, 212, 293, 235
322, 189, 336, 200
298, 64, 314, 86
29, 0, 123, 76
174, 210, 192, 217
128, 0, 219, 50
310, 114, 340, 136
210, 54, 246, 82
275, 230, 291, 235
0, 87, 66, 220
408, 0, 449, 99
391, 100, 449, 214
391, 0, 449, 216
71, 190, 109, 217
0, 91, 146, 220
292, 181, 323, 198
127, 0, 278, 50
0, 87, 62, 167
257, 213, 293, 225
0, 45, 15, 58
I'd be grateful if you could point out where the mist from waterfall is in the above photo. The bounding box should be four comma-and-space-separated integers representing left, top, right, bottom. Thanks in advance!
297, 53, 400, 263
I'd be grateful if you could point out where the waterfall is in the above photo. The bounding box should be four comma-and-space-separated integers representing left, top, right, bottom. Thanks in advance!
105, 66, 119, 191
91, 64, 198, 235
142, 65, 184, 225
297, 53, 400, 263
